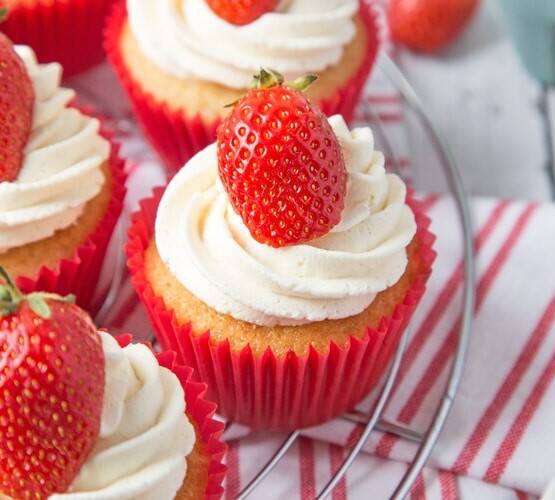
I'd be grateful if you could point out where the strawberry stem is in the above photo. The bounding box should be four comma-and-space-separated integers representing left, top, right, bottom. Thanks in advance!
0, 266, 75, 319
250, 68, 317, 92
225, 69, 318, 108
251, 68, 284, 89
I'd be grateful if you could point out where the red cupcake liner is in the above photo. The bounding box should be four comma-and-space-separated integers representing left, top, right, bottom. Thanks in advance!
125, 187, 436, 431
13, 130, 127, 317
0, 0, 118, 77
105, 0, 381, 173
115, 334, 227, 499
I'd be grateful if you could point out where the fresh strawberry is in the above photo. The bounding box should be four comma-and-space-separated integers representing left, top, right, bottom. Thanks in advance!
217, 69, 347, 248
0, 267, 104, 499
206, 0, 280, 26
0, 14, 34, 182
388, 0, 479, 53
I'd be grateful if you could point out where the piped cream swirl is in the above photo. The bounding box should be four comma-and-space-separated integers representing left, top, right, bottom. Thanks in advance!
0, 46, 109, 253
155, 115, 416, 327
51, 332, 194, 499
127, 0, 359, 88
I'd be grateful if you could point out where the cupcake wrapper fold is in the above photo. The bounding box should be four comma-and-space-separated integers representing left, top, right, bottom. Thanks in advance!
126, 188, 436, 431
105, 0, 381, 173
14, 131, 127, 317
115, 334, 227, 500
1, 0, 117, 77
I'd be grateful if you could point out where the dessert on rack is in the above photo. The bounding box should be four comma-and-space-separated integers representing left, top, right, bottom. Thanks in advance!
127, 69, 436, 430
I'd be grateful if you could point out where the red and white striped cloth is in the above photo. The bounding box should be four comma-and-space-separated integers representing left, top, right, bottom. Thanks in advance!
67, 12, 555, 497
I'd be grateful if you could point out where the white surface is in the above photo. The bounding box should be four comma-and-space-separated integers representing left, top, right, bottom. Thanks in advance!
395, 0, 554, 202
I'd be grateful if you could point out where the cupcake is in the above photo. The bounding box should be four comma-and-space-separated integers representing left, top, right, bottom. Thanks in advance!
126, 73, 436, 431
105, 0, 381, 172
0, 0, 119, 77
0, 273, 227, 499
0, 42, 126, 314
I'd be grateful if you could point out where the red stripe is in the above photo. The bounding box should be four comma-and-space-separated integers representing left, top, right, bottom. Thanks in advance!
451, 206, 541, 474
329, 444, 347, 500
344, 422, 364, 450
410, 471, 426, 500
299, 437, 316, 499
384, 156, 410, 170
439, 470, 457, 499
124, 158, 143, 177
374, 201, 509, 458
515, 490, 530, 500
483, 295, 555, 483
376, 112, 404, 123
418, 194, 442, 213
376, 203, 534, 458
225, 438, 241, 500
366, 94, 402, 104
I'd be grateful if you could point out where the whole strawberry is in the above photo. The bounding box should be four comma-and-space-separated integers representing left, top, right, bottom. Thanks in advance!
206, 0, 280, 26
0, 267, 104, 499
217, 69, 347, 248
0, 9, 34, 182
388, 0, 479, 53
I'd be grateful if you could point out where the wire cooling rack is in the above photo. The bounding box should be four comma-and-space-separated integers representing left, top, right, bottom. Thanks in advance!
225, 52, 476, 499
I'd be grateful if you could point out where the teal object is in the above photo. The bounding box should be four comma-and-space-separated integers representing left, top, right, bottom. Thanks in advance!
499, 0, 555, 84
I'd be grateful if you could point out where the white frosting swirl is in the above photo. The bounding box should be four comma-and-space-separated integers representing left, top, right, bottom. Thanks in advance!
51, 332, 194, 499
155, 115, 417, 327
0, 46, 109, 253
127, 0, 359, 88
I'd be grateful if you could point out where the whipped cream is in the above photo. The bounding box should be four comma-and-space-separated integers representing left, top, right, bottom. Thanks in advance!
127, 0, 359, 88
0, 46, 109, 253
155, 115, 417, 327
50, 332, 194, 499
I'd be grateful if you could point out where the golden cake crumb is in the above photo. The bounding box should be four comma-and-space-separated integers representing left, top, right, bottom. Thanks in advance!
144, 234, 425, 359
175, 414, 210, 500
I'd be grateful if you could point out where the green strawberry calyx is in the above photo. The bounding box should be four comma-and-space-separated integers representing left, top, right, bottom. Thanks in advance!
250, 67, 318, 92
226, 68, 318, 108
0, 266, 75, 319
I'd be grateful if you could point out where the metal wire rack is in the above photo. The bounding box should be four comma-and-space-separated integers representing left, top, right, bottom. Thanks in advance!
227, 52, 476, 500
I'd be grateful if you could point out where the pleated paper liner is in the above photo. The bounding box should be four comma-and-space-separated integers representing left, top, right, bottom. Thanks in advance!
104, 0, 381, 173
115, 335, 227, 500
0, 0, 118, 77
125, 187, 436, 431
13, 132, 127, 317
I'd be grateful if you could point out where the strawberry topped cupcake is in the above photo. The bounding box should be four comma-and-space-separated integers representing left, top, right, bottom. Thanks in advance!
0, 34, 126, 313
0, 0, 119, 76
127, 71, 436, 430
105, 0, 380, 172
0, 268, 226, 499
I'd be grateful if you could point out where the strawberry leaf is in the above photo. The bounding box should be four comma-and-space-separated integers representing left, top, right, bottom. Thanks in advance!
27, 295, 51, 319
